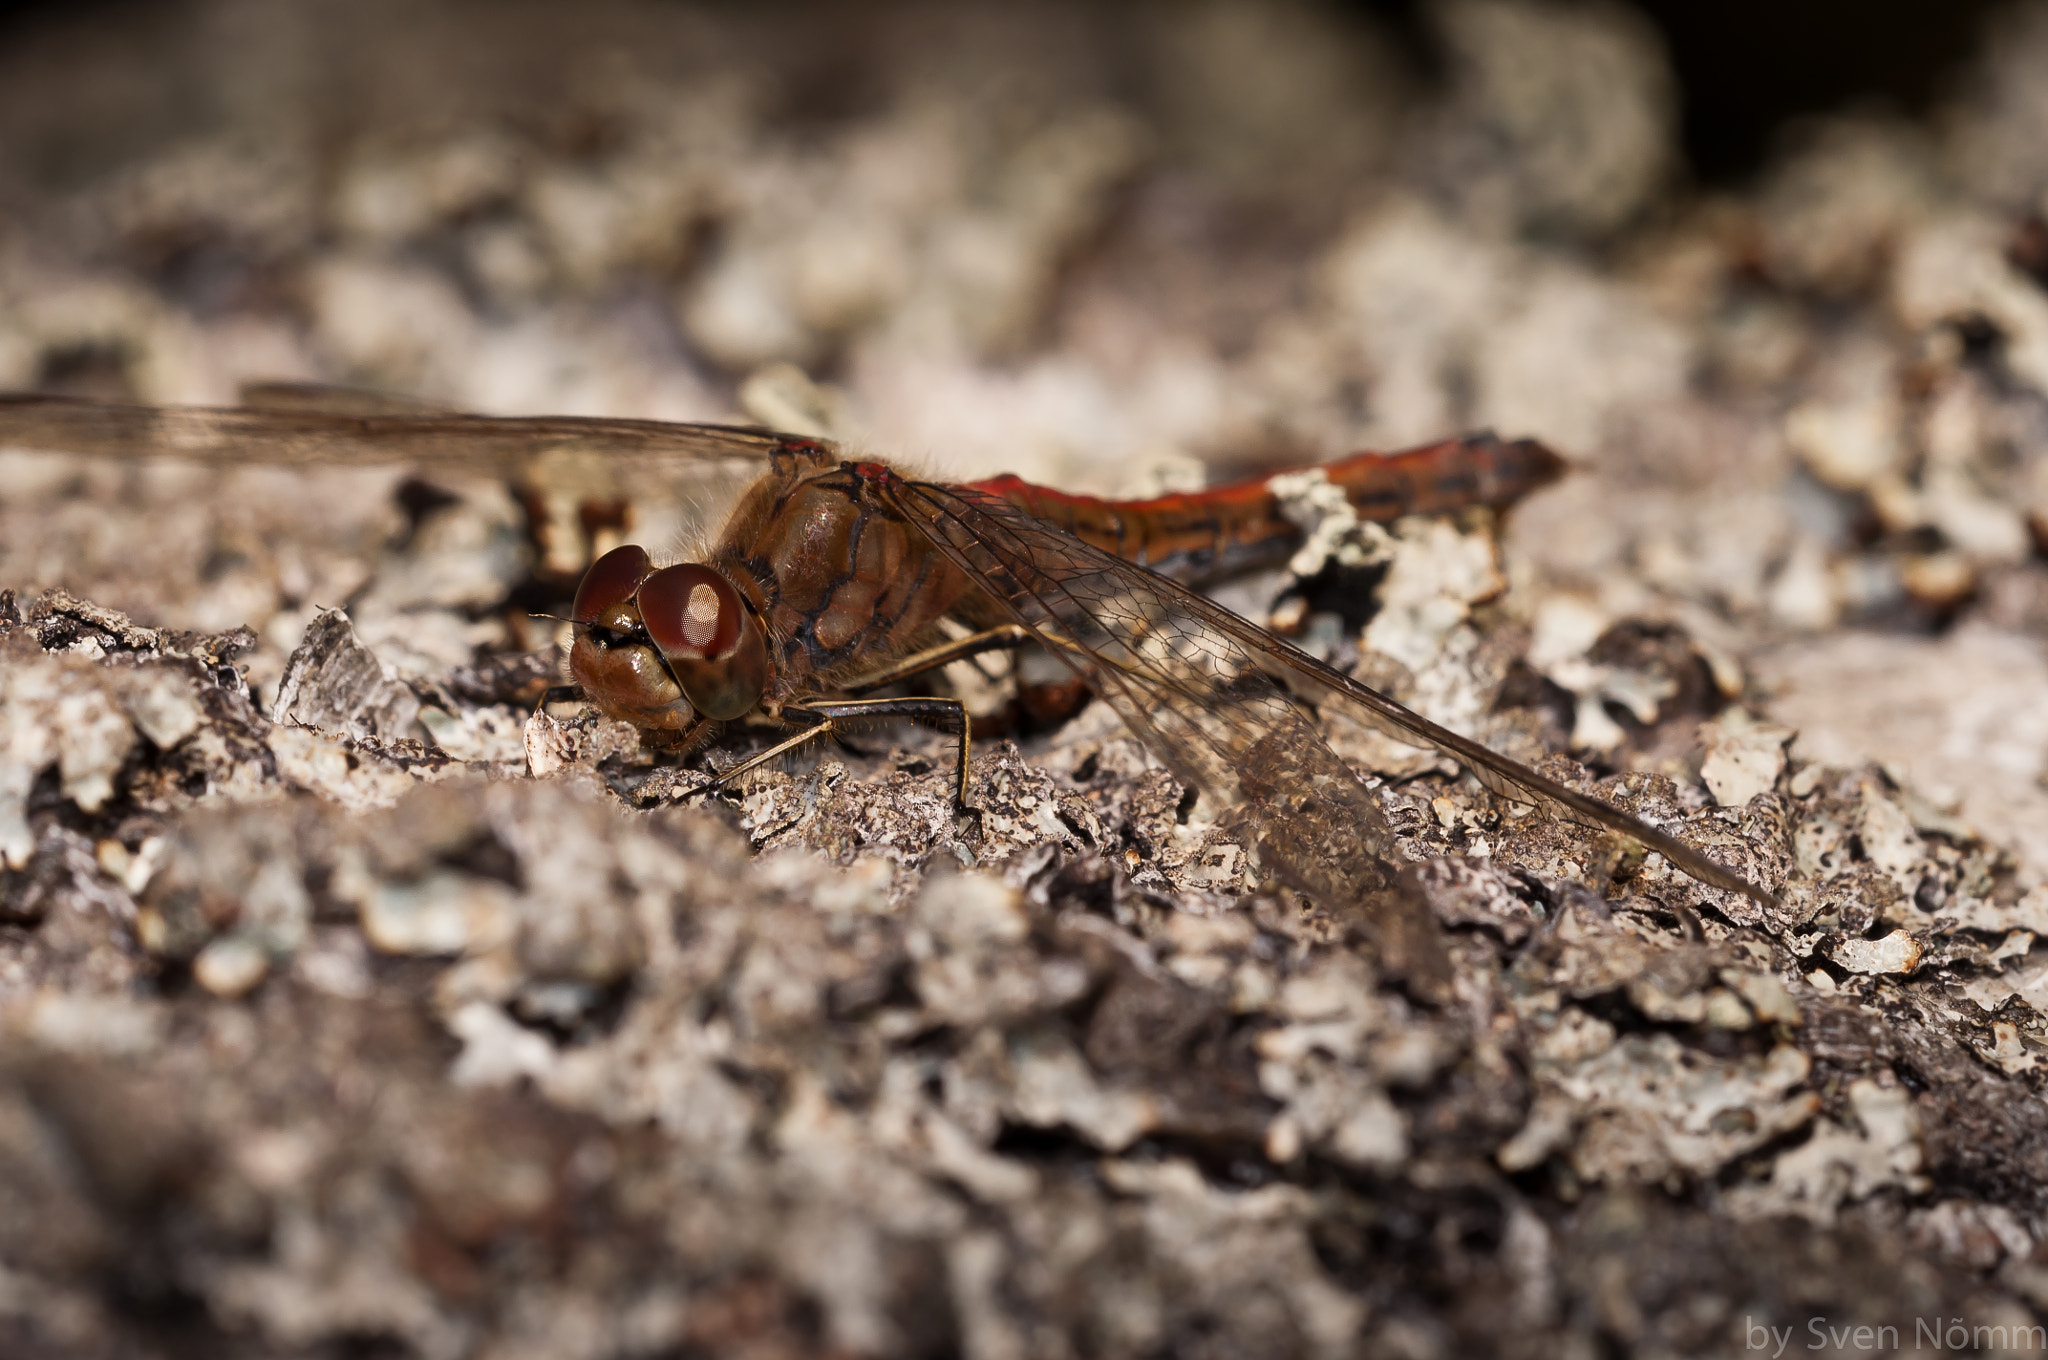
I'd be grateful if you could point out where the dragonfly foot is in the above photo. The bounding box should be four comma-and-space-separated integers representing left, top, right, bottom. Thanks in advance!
669, 765, 734, 805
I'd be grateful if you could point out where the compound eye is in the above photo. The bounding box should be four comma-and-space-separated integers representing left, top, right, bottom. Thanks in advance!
639, 564, 745, 660
573, 544, 656, 624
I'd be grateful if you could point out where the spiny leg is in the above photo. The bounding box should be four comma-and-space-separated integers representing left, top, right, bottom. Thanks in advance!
686, 627, 1031, 803
841, 624, 1034, 694
694, 717, 842, 795
656, 713, 719, 756
698, 695, 975, 805
791, 697, 974, 806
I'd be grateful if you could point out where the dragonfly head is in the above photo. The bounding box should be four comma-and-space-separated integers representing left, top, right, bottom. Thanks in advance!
568, 544, 770, 728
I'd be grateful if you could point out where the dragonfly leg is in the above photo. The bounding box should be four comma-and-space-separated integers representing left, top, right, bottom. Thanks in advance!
528, 683, 584, 730
841, 624, 1034, 693
657, 713, 720, 755
700, 696, 974, 805
798, 697, 975, 806
695, 719, 839, 796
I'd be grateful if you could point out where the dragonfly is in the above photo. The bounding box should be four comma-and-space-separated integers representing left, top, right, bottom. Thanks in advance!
0, 391, 1777, 992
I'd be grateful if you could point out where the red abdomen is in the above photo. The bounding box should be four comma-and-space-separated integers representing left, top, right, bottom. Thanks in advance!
968, 432, 1564, 582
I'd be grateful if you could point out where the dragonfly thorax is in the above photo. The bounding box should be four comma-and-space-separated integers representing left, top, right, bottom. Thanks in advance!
568, 543, 770, 729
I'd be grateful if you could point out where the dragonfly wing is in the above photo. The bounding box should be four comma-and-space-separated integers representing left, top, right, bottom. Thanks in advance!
1290, 648, 1780, 909
886, 476, 1453, 993
0, 393, 789, 499
891, 478, 1777, 916
236, 381, 463, 415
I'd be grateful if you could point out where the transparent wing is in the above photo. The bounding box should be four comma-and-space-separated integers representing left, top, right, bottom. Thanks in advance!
888, 477, 1777, 920
883, 477, 1453, 989
0, 393, 794, 500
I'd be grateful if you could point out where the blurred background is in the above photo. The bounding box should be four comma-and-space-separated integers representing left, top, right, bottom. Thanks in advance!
1, 0, 2046, 863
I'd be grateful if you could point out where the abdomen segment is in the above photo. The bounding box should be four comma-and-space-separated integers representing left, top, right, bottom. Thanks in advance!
968, 432, 1565, 583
